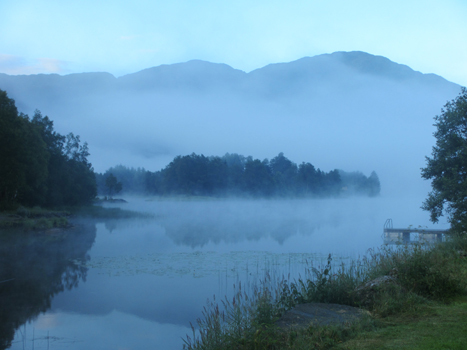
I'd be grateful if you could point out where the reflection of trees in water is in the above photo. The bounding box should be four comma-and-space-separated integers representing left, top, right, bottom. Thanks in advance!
104, 220, 119, 233
149, 200, 350, 248
162, 215, 319, 248
0, 223, 96, 350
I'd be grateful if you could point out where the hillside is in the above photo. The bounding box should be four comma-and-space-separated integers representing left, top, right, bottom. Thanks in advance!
0, 51, 462, 196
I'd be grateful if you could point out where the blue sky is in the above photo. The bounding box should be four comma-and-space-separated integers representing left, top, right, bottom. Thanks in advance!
1, 0, 466, 86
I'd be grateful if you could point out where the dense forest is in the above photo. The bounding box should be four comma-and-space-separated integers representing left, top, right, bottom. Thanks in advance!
0, 90, 96, 209
96, 153, 380, 198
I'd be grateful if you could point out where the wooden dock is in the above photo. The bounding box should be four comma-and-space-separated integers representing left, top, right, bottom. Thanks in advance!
383, 219, 448, 244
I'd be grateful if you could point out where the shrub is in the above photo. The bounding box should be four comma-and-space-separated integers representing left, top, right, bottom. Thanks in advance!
367, 238, 467, 300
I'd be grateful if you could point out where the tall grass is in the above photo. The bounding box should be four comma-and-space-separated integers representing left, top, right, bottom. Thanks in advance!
184, 280, 284, 350
183, 234, 467, 350
365, 237, 467, 300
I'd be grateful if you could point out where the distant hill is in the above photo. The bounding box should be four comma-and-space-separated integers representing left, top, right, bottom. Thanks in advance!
0, 51, 462, 196
0, 51, 458, 104
117, 60, 246, 92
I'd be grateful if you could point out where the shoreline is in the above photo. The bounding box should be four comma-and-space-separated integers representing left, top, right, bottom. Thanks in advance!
183, 234, 467, 349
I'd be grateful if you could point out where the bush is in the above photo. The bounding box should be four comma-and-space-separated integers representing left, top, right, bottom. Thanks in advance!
367, 238, 467, 301
16, 206, 31, 217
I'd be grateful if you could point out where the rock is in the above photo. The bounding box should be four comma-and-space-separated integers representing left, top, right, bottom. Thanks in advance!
276, 303, 368, 330
352, 272, 399, 307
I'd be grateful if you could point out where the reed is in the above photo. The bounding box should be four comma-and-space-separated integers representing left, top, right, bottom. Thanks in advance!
183, 234, 467, 349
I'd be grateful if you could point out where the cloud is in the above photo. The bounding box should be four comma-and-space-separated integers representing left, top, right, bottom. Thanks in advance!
0, 54, 67, 75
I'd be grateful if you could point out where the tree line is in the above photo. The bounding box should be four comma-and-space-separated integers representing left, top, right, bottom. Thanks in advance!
0, 89, 380, 208
97, 152, 380, 198
0, 90, 96, 209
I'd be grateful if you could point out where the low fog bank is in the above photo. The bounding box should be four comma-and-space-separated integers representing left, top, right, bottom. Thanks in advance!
106, 195, 449, 253
85, 84, 450, 197
0, 52, 461, 198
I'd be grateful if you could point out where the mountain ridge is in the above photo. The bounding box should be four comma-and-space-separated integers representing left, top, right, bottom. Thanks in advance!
0, 51, 459, 94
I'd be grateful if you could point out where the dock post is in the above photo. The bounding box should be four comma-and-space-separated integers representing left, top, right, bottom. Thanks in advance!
403, 231, 410, 243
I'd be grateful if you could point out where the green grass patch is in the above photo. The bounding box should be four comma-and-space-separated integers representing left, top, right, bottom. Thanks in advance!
336, 299, 467, 350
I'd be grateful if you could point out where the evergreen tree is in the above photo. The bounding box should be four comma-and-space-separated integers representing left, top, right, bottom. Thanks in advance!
270, 153, 298, 196
0, 92, 48, 207
243, 158, 274, 196
0, 90, 96, 208
105, 173, 122, 198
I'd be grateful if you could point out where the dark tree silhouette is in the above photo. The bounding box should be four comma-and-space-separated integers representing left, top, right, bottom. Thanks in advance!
422, 87, 467, 231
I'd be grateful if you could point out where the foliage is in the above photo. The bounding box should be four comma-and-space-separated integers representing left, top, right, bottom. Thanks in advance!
339, 170, 381, 197
162, 153, 228, 196
97, 152, 380, 198
104, 173, 123, 198
421, 87, 467, 232
0, 90, 96, 208
0, 91, 49, 208
96, 165, 151, 195
366, 241, 467, 301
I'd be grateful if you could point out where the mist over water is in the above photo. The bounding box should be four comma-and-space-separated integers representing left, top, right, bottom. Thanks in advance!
109, 195, 449, 254
4, 195, 449, 350
0, 51, 458, 349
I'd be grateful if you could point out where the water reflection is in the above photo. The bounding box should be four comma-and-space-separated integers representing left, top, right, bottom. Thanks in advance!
0, 223, 96, 350
163, 215, 317, 247
108, 199, 350, 249
2, 198, 450, 350
103, 198, 395, 254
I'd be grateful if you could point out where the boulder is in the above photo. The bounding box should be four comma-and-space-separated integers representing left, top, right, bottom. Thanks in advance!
352, 269, 400, 307
276, 303, 368, 330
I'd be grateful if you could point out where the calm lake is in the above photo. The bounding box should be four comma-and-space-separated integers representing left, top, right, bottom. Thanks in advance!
1, 196, 449, 350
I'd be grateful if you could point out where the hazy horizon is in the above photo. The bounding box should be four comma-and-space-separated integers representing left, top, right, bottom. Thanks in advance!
2, 1, 467, 87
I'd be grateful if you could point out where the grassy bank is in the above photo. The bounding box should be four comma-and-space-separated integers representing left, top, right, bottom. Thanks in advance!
0, 202, 152, 230
335, 297, 467, 349
68, 203, 153, 219
0, 206, 70, 230
183, 234, 467, 349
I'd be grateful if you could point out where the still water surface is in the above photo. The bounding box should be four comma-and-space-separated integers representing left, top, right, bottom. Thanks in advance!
2, 197, 449, 349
